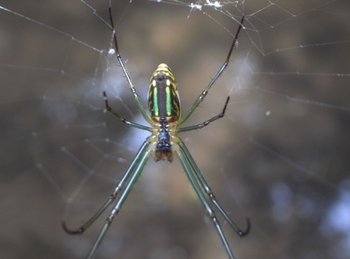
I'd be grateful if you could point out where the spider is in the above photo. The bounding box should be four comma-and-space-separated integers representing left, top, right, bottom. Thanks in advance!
62, 6, 249, 259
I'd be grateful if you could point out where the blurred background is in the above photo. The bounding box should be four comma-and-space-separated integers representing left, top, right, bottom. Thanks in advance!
1, 1, 350, 259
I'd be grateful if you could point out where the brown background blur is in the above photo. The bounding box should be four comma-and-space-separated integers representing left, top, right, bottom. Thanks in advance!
1, 1, 350, 259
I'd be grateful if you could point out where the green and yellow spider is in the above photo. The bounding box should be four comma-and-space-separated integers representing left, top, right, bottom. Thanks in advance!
62, 7, 249, 259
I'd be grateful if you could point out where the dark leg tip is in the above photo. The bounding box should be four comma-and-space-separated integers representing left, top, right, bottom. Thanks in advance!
62, 220, 84, 235
238, 217, 251, 237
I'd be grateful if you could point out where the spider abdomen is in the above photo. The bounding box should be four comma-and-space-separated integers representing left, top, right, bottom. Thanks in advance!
148, 63, 181, 123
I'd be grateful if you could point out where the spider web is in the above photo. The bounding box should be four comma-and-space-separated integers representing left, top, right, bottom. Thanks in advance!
1, 0, 350, 259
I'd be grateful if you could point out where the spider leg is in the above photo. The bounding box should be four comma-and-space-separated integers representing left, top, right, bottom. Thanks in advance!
178, 96, 230, 132
179, 141, 250, 236
175, 140, 239, 259
177, 16, 244, 126
62, 141, 151, 235
108, 7, 153, 125
86, 141, 152, 259
104, 91, 152, 131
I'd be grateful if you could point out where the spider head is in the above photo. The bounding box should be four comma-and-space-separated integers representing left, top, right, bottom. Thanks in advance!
154, 121, 173, 162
